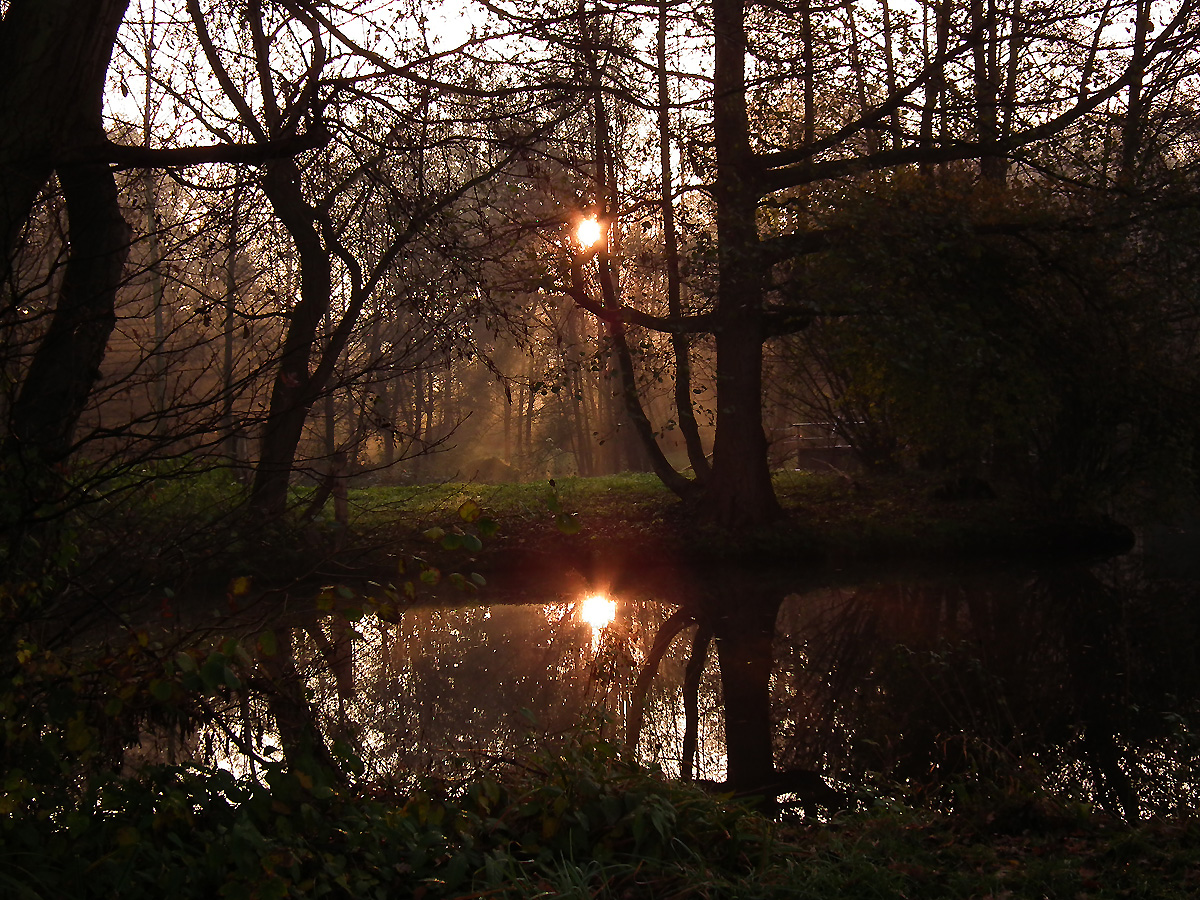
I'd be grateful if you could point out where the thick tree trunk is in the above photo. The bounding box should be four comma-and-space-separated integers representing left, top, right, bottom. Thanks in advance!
0, 0, 129, 264
1, 0, 130, 469
708, 320, 780, 526
7, 161, 131, 463
972, 0, 1006, 181
708, 588, 782, 793
707, 0, 782, 527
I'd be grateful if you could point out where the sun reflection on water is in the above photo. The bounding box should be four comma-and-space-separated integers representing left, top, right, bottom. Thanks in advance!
578, 594, 616, 631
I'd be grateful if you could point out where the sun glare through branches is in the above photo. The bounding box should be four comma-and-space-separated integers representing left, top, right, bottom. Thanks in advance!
576, 216, 602, 248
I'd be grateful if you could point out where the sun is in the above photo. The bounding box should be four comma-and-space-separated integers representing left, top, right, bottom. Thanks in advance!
579, 594, 616, 630
576, 216, 603, 248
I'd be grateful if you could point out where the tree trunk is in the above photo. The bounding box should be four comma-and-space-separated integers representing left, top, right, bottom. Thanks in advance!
972, 0, 1006, 181
844, 0, 879, 154
1, 0, 130, 467
0, 0, 129, 264
502, 381, 512, 464
920, 0, 950, 175
523, 374, 536, 467
609, 319, 696, 493
707, 0, 782, 527
142, 174, 169, 428
249, 160, 333, 515
1119, 0, 1151, 186
513, 381, 525, 463
1000, 0, 1023, 144
881, 0, 901, 149
412, 368, 427, 477
571, 368, 594, 475
7, 161, 131, 463
222, 183, 243, 465
708, 587, 782, 793
801, 0, 815, 146
565, 308, 595, 476
259, 628, 346, 784
681, 620, 713, 782
658, 0, 710, 480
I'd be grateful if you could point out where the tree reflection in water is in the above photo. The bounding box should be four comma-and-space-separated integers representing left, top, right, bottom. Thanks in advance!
772, 563, 1200, 820
272, 597, 729, 788
196, 558, 1198, 820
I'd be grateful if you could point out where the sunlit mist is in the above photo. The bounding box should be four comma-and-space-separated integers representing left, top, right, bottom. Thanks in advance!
579, 594, 616, 630
576, 217, 602, 248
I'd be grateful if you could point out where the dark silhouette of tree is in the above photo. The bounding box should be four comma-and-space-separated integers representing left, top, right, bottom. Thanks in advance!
1, 0, 132, 471
543, 0, 1200, 526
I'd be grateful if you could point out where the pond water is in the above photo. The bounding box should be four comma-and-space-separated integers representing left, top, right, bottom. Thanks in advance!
185, 541, 1200, 821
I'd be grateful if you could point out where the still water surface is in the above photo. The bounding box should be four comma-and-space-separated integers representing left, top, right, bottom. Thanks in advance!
194, 548, 1199, 819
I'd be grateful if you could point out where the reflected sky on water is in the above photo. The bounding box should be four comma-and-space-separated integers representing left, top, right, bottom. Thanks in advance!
183, 550, 1199, 817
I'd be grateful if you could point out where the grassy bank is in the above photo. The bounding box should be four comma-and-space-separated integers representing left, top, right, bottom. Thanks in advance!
339, 470, 1134, 576
92, 470, 1135, 596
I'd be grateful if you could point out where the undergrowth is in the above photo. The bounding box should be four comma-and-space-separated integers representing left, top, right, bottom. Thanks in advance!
1, 736, 777, 900
3, 734, 1198, 899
